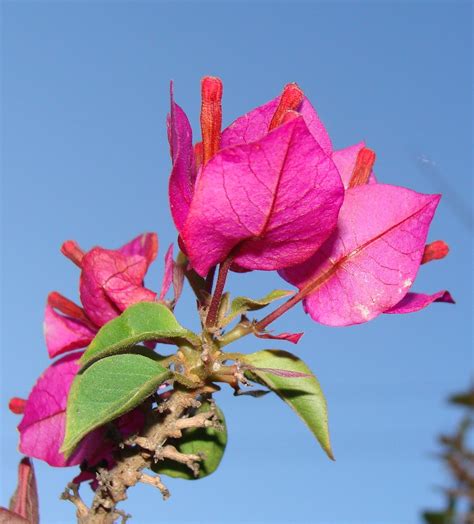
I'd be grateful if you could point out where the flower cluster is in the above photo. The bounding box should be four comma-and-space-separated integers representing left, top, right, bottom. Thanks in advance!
170, 77, 453, 326
9, 76, 453, 502
11, 234, 163, 480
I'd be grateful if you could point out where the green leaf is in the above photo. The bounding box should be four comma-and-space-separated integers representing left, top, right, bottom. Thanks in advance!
61, 353, 171, 457
222, 290, 292, 326
153, 400, 227, 480
241, 350, 333, 460
81, 302, 200, 367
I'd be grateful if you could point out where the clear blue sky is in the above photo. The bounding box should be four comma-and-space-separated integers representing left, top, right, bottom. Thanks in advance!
1, 1, 472, 523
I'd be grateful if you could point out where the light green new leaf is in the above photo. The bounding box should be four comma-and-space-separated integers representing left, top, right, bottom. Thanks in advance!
153, 400, 227, 480
61, 353, 171, 457
81, 302, 200, 367
222, 290, 292, 327
241, 350, 334, 460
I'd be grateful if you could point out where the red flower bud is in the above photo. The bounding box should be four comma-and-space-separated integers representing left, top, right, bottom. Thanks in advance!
60, 240, 84, 267
348, 147, 376, 188
269, 83, 304, 130
421, 240, 449, 264
200, 76, 223, 164
9, 397, 26, 415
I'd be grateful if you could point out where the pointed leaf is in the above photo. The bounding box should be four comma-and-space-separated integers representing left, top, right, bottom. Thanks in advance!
62, 353, 171, 457
241, 350, 333, 459
153, 400, 227, 479
223, 289, 292, 326
81, 302, 200, 367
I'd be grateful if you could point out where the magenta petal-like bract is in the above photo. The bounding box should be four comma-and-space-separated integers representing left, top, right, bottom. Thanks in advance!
44, 305, 96, 359
220, 98, 279, 148
159, 244, 174, 300
281, 184, 441, 326
255, 331, 304, 344
168, 87, 196, 233
18, 353, 104, 467
385, 290, 454, 314
119, 233, 158, 269
80, 248, 156, 326
220, 95, 332, 155
298, 97, 333, 155
182, 117, 344, 276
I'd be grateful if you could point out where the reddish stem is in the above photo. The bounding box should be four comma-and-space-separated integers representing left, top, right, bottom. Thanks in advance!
206, 257, 233, 327
205, 266, 217, 294
254, 287, 307, 331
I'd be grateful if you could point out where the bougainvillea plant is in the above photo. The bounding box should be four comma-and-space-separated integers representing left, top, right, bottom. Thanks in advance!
5, 77, 454, 523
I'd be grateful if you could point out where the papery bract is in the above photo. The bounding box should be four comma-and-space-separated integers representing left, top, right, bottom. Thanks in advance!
385, 290, 454, 314
182, 116, 344, 276
220, 95, 332, 155
168, 87, 196, 233
17, 352, 144, 469
254, 331, 303, 344
159, 244, 175, 300
280, 184, 449, 326
18, 352, 104, 467
80, 248, 156, 326
220, 91, 372, 189
45, 233, 158, 358
44, 296, 97, 359
118, 232, 158, 266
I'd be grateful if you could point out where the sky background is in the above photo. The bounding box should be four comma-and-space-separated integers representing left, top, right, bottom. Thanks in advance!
1, 1, 472, 523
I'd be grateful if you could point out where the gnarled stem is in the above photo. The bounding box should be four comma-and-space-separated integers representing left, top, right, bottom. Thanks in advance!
62, 389, 220, 523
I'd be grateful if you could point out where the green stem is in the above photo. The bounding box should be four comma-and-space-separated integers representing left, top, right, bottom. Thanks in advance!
218, 323, 251, 348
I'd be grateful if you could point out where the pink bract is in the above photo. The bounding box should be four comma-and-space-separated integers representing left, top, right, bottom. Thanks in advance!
18, 352, 145, 469
220, 95, 333, 155
168, 86, 196, 233
45, 233, 158, 358
159, 244, 175, 300
385, 290, 454, 314
280, 184, 449, 326
18, 352, 104, 467
80, 248, 156, 326
182, 116, 344, 276
44, 302, 97, 359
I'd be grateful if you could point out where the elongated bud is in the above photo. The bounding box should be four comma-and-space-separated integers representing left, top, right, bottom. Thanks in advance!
421, 240, 449, 264
200, 77, 223, 164
9, 397, 26, 415
60, 240, 84, 267
348, 147, 376, 188
194, 142, 204, 171
48, 291, 92, 324
269, 83, 304, 131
